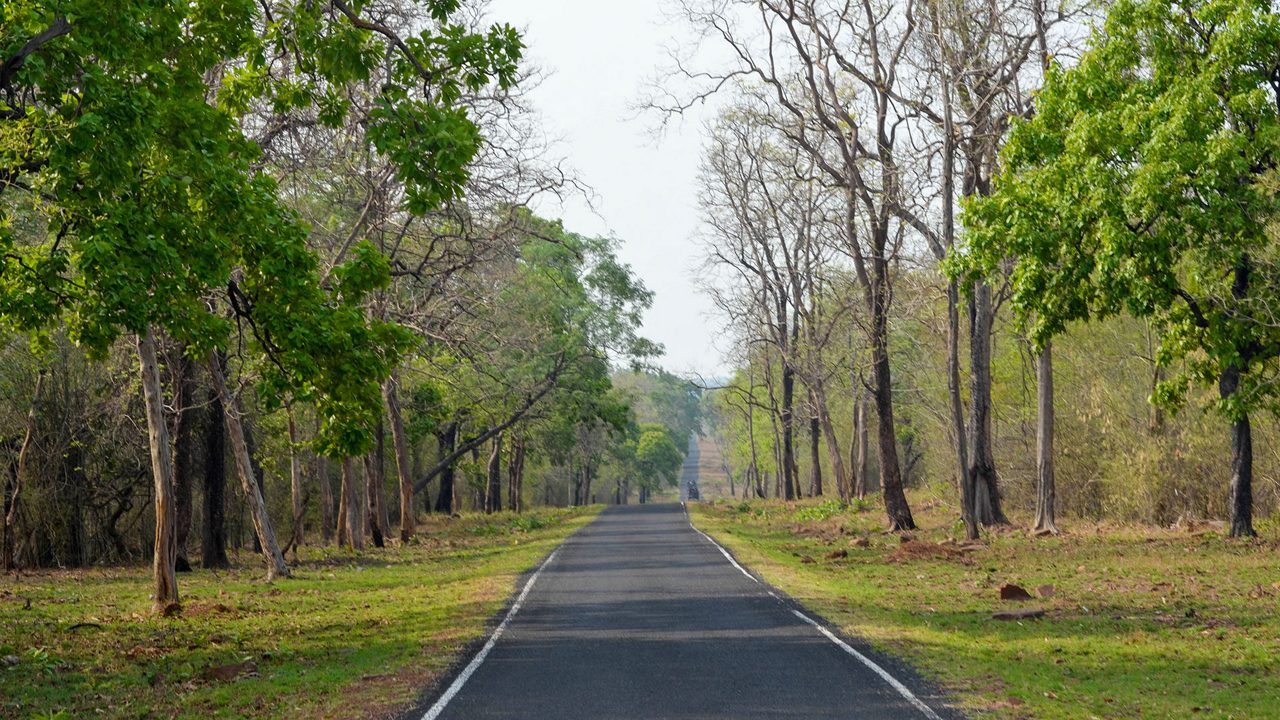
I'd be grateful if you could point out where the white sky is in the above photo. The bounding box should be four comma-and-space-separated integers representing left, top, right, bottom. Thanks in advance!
485, 0, 728, 379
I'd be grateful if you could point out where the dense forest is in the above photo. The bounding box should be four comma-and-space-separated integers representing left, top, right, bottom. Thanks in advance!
0, 0, 698, 610
680, 0, 1280, 540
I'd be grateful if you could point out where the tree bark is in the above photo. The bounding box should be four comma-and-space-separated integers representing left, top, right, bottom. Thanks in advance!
780, 363, 797, 500
434, 422, 458, 513
811, 381, 847, 501
1033, 341, 1058, 535
375, 419, 389, 535
317, 455, 334, 545
1228, 414, 1254, 538
206, 351, 290, 579
201, 371, 230, 569
336, 456, 349, 547
948, 280, 977, 540
364, 453, 385, 548
139, 329, 180, 612
871, 329, 915, 531
172, 355, 195, 571
384, 377, 415, 542
967, 281, 1008, 526
341, 457, 365, 550
485, 434, 502, 513
3, 371, 43, 573
1220, 363, 1255, 537
808, 414, 822, 497
287, 409, 305, 556
507, 436, 525, 512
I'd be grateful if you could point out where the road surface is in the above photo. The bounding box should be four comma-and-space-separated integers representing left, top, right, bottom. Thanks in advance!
413, 503, 959, 719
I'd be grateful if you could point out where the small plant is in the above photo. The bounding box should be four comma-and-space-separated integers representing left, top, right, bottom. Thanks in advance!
849, 497, 873, 513
24, 648, 59, 677
791, 499, 847, 523
509, 516, 548, 532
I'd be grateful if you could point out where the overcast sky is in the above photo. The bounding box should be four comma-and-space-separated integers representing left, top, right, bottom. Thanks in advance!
485, 0, 728, 379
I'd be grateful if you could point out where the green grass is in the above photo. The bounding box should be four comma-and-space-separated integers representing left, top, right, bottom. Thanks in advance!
0, 507, 600, 720
692, 494, 1280, 719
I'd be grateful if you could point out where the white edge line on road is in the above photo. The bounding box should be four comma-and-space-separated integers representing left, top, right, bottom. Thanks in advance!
689, 522, 759, 584
420, 548, 560, 720
689, 513, 944, 720
789, 609, 945, 720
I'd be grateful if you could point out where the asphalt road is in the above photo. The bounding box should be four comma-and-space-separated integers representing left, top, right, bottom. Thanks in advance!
414, 503, 958, 720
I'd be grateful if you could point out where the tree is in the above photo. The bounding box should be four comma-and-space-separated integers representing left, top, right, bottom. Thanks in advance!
960, 0, 1280, 537
636, 424, 684, 502
1, 0, 521, 608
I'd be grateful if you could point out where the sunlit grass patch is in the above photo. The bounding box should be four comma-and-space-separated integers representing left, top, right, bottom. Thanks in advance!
692, 494, 1279, 719
0, 507, 599, 720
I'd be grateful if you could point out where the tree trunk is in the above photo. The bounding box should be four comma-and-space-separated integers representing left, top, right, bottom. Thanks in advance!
139, 329, 180, 612
1228, 414, 1254, 538
486, 434, 502, 513
967, 281, 1008, 526
947, 279, 977, 540
3, 371, 43, 573
172, 356, 195, 572
364, 453, 385, 548
287, 409, 305, 556
780, 363, 797, 500
507, 436, 525, 513
342, 457, 366, 549
574, 464, 586, 506
375, 419, 389, 535
242, 417, 267, 555
808, 415, 822, 497
1033, 341, 1058, 535
434, 422, 458, 514
201, 370, 230, 569
811, 380, 847, 500
317, 455, 334, 545
1220, 364, 1255, 537
336, 456, 349, 547
384, 377, 415, 542
206, 351, 290, 579
871, 326, 915, 531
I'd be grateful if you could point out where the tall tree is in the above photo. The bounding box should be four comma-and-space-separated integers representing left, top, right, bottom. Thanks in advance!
961, 0, 1280, 537
1, 0, 523, 605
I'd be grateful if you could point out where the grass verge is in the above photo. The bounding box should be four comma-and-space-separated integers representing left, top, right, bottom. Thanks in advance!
1, 506, 600, 720
691, 493, 1278, 719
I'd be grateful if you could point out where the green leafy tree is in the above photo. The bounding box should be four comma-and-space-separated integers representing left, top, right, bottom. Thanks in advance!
1, 0, 521, 606
959, 0, 1280, 536
635, 423, 684, 501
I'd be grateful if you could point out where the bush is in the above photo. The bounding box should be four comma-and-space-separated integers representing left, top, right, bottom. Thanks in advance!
791, 499, 847, 523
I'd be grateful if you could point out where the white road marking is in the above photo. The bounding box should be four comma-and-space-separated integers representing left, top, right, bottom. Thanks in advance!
689, 514, 944, 720
420, 548, 560, 720
688, 522, 759, 583
789, 610, 945, 720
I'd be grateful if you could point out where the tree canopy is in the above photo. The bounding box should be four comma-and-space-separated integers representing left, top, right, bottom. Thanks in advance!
960, 0, 1280, 536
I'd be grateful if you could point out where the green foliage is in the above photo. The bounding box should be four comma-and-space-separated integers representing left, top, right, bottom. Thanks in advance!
0, 508, 597, 718
0, 0, 523, 456
636, 423, 683, 488
959, 0, 1280, 422
790, 499, 848, 523
612, 369, 702, 439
